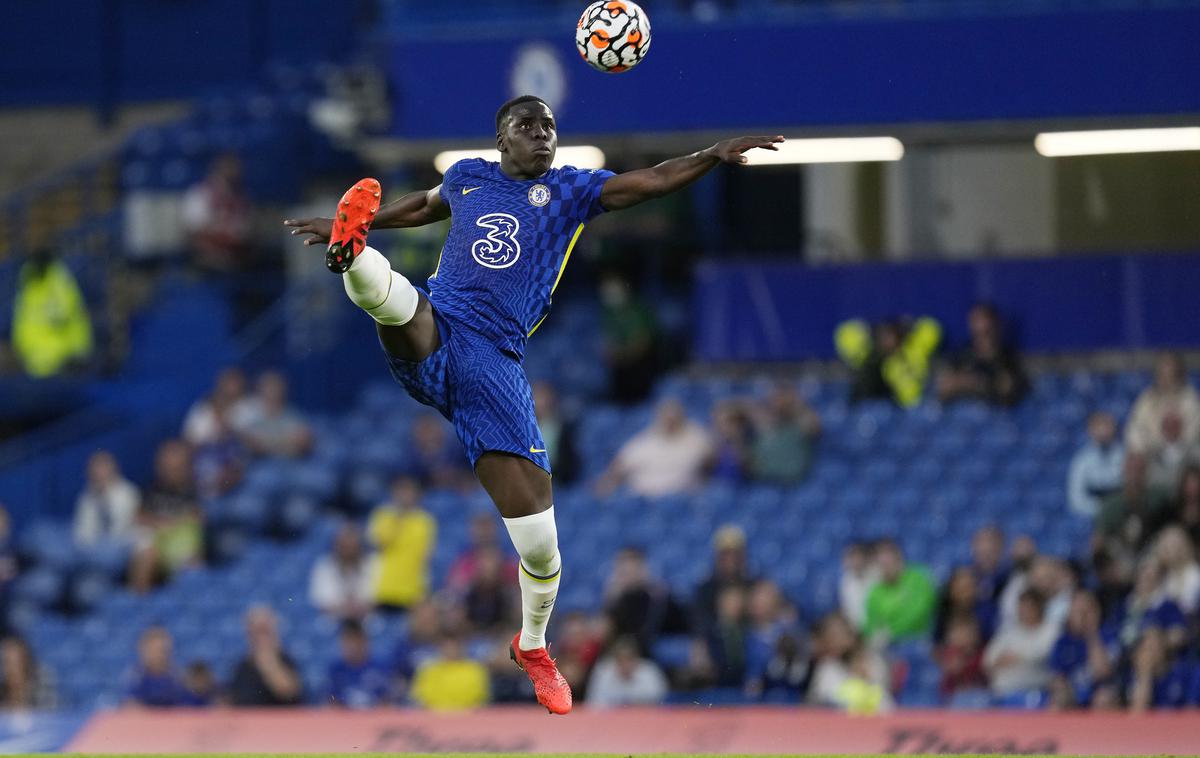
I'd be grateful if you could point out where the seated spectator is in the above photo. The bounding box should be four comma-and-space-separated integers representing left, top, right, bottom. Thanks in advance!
1110, 559, 1187, 652
864, 539, 936, 642
368, 476, 436, 612
0, 508, 15, 635
936, 614, 988, 702
983, 590, 1058, 699
181, 153, 252, 274
755, 629, 811, 702
745, 580, 800, 692
934, 566, 997, 644
1175, 466, 1200, 547
604, 547, 687, 653
446, 512, 516, 593
0, 635, 55, 710
1126, 626, 1191, 711
748, 383, 821, 486
553, 612, 605, 700
1068, 412, 1125, 519
182, 661, 216, 706
1125, 353, 1200, 472
532, 381, 581, 485
390, 600, 443, 695
1152, 525, 1200, 614
129, 440, 203, 594
1047, 591, 1118, 710
309, 523, 378, 620
936, 303, 1027, 407
73, 450, 141, 548
11, 246, 93, 378
596, 398, 712, 498
182, 367, 253, 446
326, 620, 391, 708
1091, 547, 1132, 627
835, 316, 942, 408
807, 612, 887, 708
126, 626, 189, 707
240, 372, 313, 458
969, 525, 1009, 603
708, 400, 754, 484
836, 647, 895, 714
228, 606, 303, 706
406, 414, 472, 490
600, 273, 661, 405
410, 632, 489, 711
463, 545, 520, 633
999, 555, 1073, 632
191, 401, 247, 499
587, 636, 669, 708
838, 541, 878, 631
692, 525, 757, 635
706, 585, 750, 688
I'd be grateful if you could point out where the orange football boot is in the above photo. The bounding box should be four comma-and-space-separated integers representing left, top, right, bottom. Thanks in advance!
509, 632, 573, 715
325, 178, 381, 273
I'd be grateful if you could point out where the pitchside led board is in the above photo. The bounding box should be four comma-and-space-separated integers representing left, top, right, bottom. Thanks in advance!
387, 6, 1200, 139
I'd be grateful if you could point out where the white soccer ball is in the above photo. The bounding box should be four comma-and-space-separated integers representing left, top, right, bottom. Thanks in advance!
575, 1, 651, 74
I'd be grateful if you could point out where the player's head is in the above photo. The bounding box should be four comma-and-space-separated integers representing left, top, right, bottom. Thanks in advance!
495, 95, 557, 178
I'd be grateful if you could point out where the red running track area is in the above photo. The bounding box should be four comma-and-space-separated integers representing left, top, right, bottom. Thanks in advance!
69, 706, 1200, 754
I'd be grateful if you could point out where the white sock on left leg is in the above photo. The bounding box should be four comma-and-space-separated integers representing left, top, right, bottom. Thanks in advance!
503, 507, 561, 651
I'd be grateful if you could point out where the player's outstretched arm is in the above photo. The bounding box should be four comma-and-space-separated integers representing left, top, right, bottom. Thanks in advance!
284, 185, 450, 245
599, 136, 784, 211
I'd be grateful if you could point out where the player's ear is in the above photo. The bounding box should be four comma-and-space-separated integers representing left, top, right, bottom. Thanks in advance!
496, 132, 507, 153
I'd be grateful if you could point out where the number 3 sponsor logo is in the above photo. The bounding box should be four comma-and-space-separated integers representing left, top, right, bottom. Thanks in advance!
471, 213, 521, 269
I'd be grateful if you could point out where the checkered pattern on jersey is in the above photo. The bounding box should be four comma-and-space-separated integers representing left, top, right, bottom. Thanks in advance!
383, 316, 550, 474
427, 159, 614, 360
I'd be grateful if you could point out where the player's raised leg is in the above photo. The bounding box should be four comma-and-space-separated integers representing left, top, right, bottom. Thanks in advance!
475, 452, 572, 715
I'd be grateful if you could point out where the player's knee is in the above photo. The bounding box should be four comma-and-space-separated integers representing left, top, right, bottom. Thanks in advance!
519, 536, 560, 575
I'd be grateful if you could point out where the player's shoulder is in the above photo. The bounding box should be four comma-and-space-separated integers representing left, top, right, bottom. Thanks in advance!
547, 164, 612, 186
446, 158, 498, 181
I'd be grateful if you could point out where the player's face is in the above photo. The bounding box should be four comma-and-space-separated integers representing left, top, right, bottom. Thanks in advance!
498, 102, 558, 176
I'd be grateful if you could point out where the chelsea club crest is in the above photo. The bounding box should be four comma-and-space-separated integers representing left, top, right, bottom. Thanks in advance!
528, 184, 551, 207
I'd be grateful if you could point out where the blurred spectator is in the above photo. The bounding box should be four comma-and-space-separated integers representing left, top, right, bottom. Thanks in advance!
73, 450, 141, 548
1090, 547, 1132, 627
368, 476, 436, 612
744, 580, 800, 694
463, 545, 519, 633
228, 606, 303, 706
405, 414, 472, 490
836, 647, 895, 714
936, 614, 988, 701
446, 512, 516, 593
838, 541, 878, 630
181, 153, 252, 273
553, 612, 605, 700
1125, 353, 1200, 464
1068, 412, 1125, 518
604, 547, 687, 653
0, 636, 55, 710
692, 525, 757, 635
863, 539, 936, 642
10, 246, 93, 378
1047, 591, 1118, 710
129, 439, 202, 594
937, 303, 1027, 407
410, 633, 489, 711
1151, 525, 1200, 614
597, 398, 711, 498
0, 508, 15, 634
1000, 555, 1074, 632
709, 400, 754, 484
1127, 627, 1191, 711
182, 367, 253, 446
834, 316, 941, 407
755, 629, 811, 702
309, 523, 378, 620
748, 384, 821, 486
326, 620, 390, 708
969, 525, 1009, 603
1111, 559, 1187, 652
390, 600, 443, 693
934, 566, 997, 644
533, 381, 580, 485
600, 273, 661, 404
705, 585, 749, 687
126, 626, 189, 707
587, 636, 669, 707
1174, 466, 1200, 547
807, 613, 887, 708
191, 400, 247, 499
983, 589, 1057, 700
182, 661, 216, 706
240, 372, 313, 458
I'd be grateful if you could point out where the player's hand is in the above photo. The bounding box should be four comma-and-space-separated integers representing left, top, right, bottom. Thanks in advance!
705, 135, 785, 165
283, 217, 333, 246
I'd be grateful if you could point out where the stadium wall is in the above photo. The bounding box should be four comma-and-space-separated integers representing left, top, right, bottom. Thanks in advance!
67, 706, 1200, 755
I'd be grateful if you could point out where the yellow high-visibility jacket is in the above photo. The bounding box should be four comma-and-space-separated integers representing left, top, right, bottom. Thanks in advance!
12, 261, 93, 378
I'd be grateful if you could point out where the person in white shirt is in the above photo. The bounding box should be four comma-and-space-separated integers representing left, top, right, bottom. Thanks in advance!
984, 589, 1059, 697
1153, 525, 1200, 614
182, 367, 255, 446
838, 541, 878, 630
309, 524, 378, 620
596, 398, 711, 498
586, 636, 668, 708
73, 451, 141, 548
998, 555, 1072, 633
1067, 412, 1125, 518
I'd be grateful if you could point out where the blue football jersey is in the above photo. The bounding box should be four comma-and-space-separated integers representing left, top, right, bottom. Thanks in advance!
426, 159, 614, 358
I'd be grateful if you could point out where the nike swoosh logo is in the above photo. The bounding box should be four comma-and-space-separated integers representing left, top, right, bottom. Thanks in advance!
530, 446, 546, 454
462, 187, 481, 195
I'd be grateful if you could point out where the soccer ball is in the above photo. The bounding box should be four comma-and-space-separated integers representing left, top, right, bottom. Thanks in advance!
575, 1, 651, 74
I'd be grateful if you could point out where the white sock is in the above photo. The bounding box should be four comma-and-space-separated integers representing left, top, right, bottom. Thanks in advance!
342, 245, 418, 326
502, 507, 561, 651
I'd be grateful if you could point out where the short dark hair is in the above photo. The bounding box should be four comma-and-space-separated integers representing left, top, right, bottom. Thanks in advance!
496, 95, 548, 133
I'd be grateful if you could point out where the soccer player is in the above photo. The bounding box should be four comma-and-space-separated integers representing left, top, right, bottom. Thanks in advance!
285, 95, 782, 714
